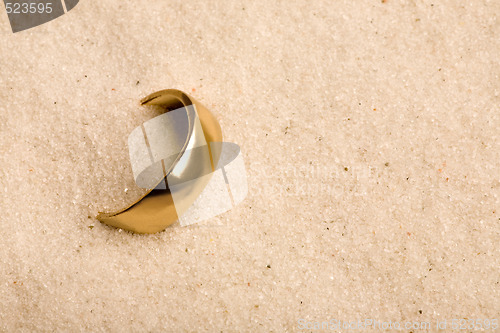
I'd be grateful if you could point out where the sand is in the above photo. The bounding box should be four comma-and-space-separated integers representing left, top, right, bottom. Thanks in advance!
0, 0, 498, 331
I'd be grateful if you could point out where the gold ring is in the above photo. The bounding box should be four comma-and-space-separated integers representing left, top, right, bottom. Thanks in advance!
97, 89, 223, 234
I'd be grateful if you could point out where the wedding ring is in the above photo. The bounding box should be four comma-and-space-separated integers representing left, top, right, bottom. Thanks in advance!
97, 89, 247, 233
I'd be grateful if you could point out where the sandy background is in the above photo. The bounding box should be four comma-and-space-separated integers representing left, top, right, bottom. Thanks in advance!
0, 0, 499, 331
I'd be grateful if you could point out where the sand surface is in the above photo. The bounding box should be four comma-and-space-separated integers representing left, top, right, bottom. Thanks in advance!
0, 0, 499, 331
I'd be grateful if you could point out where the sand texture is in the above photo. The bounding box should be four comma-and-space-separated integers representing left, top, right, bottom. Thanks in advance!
0, 0, 499, 331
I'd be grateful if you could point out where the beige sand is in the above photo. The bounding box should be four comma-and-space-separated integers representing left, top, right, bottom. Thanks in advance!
0, 0, 498, 331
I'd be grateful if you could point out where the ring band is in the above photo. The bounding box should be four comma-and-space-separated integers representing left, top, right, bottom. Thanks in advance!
97, 89, 223, 234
